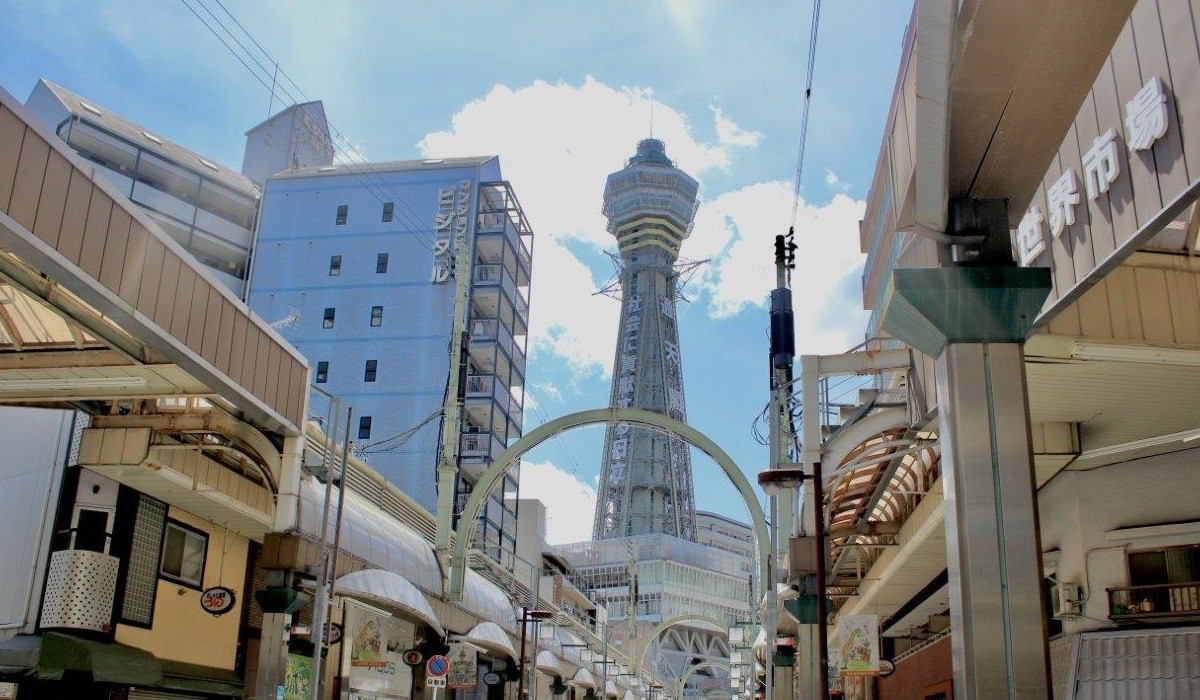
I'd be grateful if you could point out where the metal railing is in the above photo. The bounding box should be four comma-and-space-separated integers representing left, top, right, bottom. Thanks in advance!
1108, 581, 1200, 619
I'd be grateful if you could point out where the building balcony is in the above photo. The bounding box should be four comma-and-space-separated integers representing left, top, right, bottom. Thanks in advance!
473, 263, 529, 316
466, 373, 512, 407
1108, 582, 1200, 623
460, 431, 505, 461
40, 549, 120, 633
476, 213, 532, 278
469, 317, 527, 374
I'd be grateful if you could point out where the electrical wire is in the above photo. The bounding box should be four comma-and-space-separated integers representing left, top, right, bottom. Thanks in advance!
180, 0, 443, 254
790, 0, 823, 228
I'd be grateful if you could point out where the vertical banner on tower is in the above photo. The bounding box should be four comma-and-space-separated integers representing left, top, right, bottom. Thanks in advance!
835, 615, 880, 676
342, 599, 415, 698
447, 643, 478, 690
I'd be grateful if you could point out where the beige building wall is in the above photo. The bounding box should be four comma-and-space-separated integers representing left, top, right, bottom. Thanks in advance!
116, 507, 250, 670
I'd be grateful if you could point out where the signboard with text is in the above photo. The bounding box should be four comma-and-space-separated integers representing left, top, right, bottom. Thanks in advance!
446, 642, 478, 690
342, 599, 415, 698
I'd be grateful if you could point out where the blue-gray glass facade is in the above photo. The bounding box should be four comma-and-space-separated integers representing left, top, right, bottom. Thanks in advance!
247, 157, 532, 566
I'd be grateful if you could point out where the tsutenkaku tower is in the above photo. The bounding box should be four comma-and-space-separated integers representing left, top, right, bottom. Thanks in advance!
593, 138, 700, 541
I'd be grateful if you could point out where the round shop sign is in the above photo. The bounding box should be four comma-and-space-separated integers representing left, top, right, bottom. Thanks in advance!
483, 672, 502, 686
328, 622, 344, 646
403, 649, 424, 666
199, 586, 237, 616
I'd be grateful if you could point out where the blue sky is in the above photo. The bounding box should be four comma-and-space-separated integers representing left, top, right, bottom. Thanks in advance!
1, 0, 912, 542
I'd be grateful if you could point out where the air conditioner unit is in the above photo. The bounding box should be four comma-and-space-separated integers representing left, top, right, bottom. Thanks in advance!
1051, 581, 1082, 619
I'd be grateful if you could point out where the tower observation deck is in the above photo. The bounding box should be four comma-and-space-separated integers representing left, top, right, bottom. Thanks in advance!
594, 138, 700, 541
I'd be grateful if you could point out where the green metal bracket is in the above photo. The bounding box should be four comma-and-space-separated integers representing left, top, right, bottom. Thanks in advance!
879, 266, 1052, 357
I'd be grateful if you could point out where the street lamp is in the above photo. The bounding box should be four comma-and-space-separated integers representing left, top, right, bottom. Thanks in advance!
519, 608, 555, 700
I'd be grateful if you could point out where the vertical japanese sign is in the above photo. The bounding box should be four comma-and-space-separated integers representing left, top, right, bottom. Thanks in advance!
432, 180, 473, 283
835, 615, 880, 676
447, 642, 478, 690
343, 599, 415, 698
1014, 75, 1171, 267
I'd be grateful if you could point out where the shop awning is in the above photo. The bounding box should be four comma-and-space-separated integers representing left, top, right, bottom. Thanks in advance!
159, 660, 243, 697
337, 569, 446, 637
464, 621, 518, 661
535, 650, 572, 678
0, 632, 161, 685
605, 680, 619, 698
570, 668, 597, 690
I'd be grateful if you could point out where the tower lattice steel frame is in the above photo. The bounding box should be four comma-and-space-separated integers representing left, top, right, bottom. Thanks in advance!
593, 138, 700, 541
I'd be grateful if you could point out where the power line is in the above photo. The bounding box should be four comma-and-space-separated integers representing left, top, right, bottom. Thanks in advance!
180, 0, 441, 254
790, 0, 823, 228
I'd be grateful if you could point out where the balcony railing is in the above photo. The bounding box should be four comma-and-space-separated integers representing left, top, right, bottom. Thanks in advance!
477, 211, 533, 273
1108, 582, 1200, 621
473, 263, 529, 319
469, 317, 527, 371
40, 549, 120, 633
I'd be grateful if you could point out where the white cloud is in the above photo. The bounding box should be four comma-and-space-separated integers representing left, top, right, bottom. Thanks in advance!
519, 460, 597, 545
418, 78, 865, 368
824, 168, 850, 193
418, 78, 767, 373
711, 105, 762, 148
688, 183, 869, 353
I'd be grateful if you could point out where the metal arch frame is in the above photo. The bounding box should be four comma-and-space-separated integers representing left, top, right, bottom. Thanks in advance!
447, 407, 770, 603
631, 613, 729, 676
676, 660, 732, 700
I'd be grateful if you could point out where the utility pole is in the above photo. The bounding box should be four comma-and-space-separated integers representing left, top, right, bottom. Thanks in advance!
763, 230, 797, 700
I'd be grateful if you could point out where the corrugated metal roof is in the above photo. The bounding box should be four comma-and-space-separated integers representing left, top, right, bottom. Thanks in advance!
1071, 627, 1200, 699
37, 80, 258, 197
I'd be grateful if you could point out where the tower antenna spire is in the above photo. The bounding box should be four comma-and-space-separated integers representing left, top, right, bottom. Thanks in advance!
649, 95, 655, 138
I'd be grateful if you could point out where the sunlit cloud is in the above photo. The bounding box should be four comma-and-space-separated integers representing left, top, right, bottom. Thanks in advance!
518, 460, 597, 545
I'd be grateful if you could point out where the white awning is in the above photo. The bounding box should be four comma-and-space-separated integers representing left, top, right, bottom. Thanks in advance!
570, 669, 597, 690
465, 621, 518, 661
336, 569, 445, 638
461, 570, 519, 631
554, 628, 589, 666
535, 650, 572, 678
605, 680, 619, 698
299, 479, 441, 593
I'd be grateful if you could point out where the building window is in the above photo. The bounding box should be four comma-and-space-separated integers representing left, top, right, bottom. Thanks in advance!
364, 360, 377, 382
323, 308, 336, 329
382, 202, 394, 222
358, 416, 372, 440
316, 361, 329, 383
376, 253, 389, 274
335, 204, 348, 225
160, 520, 207, 589
370, 306, 383, 327
329, 255, 342, 276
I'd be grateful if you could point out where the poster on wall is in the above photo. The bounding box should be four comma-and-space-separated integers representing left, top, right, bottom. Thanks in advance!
342, 599, 416, 699
284, 654, 313, 700
835, 615, 880, 676
446, 642, 478, 690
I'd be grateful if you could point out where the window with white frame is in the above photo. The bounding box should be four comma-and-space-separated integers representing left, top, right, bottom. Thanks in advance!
160, 520, 207, 588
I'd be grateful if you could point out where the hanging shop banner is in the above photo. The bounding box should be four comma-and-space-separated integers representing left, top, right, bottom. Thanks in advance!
283, 653, 313, 700
342, 599, 415, 699
835, 615, 880, 676
446, 642, 478, 690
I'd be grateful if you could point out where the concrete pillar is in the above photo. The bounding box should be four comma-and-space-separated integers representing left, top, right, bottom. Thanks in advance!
254, 612, 293, 700
881, 264, 1053, 699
